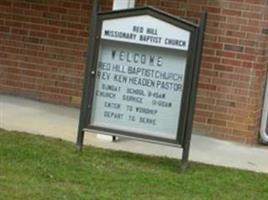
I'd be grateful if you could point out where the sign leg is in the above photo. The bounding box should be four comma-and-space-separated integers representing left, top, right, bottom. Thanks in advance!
75, 0, 99, 152
76, 129, 85, 152
181, 145, 190, 172
180, 12, 207, 173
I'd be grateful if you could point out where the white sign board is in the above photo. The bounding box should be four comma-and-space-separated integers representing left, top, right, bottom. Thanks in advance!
90, 15, 190, 140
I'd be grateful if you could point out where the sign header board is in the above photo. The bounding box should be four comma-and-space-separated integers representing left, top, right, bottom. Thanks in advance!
101, 15, 190, 51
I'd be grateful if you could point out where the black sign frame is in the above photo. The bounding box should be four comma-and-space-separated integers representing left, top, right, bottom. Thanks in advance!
76, 1, 207, 171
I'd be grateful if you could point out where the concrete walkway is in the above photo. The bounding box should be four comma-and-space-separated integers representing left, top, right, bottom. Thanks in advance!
1, 94, 268, 173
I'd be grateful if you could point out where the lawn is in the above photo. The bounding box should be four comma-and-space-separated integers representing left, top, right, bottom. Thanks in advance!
0, 129, 268, 200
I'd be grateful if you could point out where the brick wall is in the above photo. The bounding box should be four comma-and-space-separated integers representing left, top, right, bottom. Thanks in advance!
136, 0, 268, 143
0, 0, 112, 105
1, 0, 268, 143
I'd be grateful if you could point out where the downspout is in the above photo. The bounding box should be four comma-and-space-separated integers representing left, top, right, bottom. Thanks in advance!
260, 72, 268, 144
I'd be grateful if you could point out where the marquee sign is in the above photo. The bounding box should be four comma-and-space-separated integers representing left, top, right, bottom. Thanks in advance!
77, 6, 207, 170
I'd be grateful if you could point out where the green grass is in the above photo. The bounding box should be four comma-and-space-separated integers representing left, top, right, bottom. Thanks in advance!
0, 129, 268, 200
